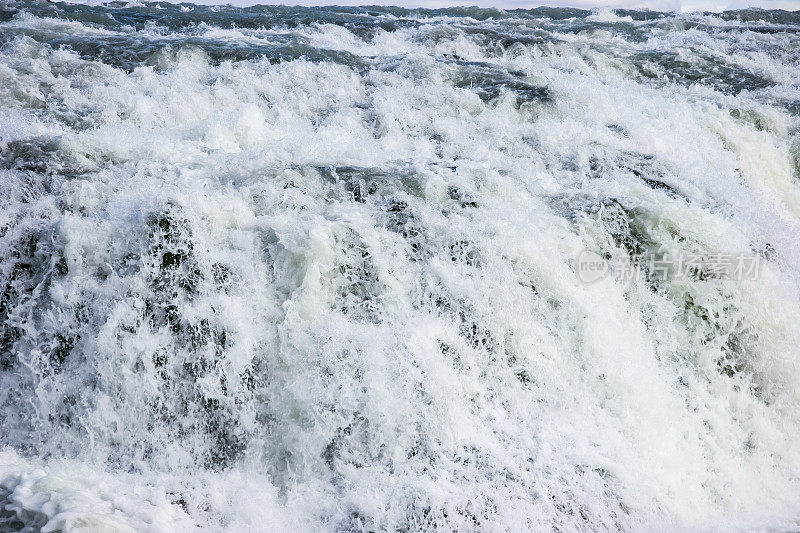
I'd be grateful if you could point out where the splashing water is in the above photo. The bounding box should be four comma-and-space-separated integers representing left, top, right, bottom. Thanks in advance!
1, 1, 800, 531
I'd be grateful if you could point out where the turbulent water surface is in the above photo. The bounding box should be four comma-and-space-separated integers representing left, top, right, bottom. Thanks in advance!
1, 1, 800, 531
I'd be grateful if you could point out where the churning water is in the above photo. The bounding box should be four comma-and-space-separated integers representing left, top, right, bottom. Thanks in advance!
1, 1, 800, 531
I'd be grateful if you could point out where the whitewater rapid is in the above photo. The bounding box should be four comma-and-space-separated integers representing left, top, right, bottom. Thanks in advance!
1, 2, 800, 531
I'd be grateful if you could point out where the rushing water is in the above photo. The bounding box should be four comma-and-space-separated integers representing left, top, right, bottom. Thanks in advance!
1, 1, 800, 531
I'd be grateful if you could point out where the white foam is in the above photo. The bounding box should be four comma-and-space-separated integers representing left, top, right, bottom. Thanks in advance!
1, 6, 800, 532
